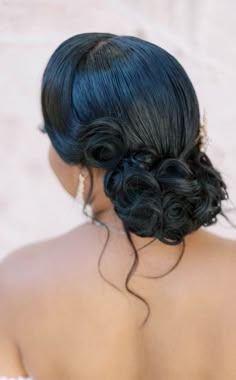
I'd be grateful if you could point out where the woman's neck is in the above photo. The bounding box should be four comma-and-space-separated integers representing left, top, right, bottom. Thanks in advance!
92, 206, 198, 251
90, 205, 205, 278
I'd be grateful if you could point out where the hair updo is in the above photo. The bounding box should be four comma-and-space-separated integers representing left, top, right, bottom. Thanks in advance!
40, 32, 233, 326
104, 145, 228, 245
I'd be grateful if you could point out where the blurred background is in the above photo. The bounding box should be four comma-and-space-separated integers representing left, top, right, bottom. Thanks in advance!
0, 0, 235, 258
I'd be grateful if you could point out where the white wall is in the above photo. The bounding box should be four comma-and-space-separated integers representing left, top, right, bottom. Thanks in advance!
0, 0, 235, 257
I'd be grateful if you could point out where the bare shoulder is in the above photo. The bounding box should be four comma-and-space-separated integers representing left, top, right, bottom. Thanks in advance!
185, 228, 236, 321
0, 222, 108, 376
0, 221, 132, 375
0, 221, 97, 271
207, 228, 236, 259
190, 227, 236, 260
168, 228, 236, 315
192, 228, 236, 278
201, 230, 236, 352
0, 222, 98, 323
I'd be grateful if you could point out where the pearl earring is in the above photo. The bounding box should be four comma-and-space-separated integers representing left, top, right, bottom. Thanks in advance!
76, 171, 85, 206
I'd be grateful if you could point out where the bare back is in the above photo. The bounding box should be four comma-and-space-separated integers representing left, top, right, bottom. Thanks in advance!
4, 223, 236, 380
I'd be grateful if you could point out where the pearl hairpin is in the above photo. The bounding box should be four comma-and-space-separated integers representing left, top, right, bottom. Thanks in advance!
199, 109, 212, 152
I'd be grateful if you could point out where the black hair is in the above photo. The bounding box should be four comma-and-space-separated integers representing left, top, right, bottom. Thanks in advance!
40, 32, 235, 327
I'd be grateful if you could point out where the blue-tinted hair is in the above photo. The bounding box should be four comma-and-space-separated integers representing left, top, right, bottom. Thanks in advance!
41, 32, 232, 326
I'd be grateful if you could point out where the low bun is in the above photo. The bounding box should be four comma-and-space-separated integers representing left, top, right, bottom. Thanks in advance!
104, 147, 229, 245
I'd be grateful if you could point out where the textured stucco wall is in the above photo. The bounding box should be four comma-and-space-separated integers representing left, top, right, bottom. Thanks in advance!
1, 0, 236, 257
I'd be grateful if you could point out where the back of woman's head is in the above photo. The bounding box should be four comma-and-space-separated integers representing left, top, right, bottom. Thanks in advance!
41, 32, 229, 246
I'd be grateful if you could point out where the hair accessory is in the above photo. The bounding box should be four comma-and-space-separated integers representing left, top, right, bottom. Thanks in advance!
76, 170, 85, 205
199, 109, 212, 152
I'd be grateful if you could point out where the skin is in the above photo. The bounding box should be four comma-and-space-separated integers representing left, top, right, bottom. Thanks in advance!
0, 142, 236, 380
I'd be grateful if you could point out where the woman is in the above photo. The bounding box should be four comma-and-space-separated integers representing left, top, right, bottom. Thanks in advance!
0, 32, 235, 380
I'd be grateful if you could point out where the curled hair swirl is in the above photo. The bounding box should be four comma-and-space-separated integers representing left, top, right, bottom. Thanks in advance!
104, 145, 228, 245
77, 117, 129, 169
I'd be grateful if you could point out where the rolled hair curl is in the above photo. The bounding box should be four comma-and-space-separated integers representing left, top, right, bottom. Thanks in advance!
103, 144, 229, 245
40, 32, 235, 327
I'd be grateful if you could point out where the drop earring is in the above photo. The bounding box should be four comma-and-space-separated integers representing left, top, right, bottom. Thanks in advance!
76, 171, 85, 206
75, 170, 93, 218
